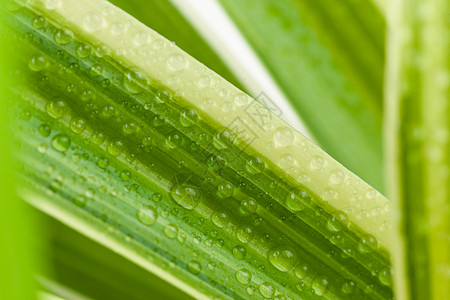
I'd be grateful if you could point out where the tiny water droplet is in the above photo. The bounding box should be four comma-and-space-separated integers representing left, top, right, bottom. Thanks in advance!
212, 211, 229, 228
310, 156, 324, 170
268, 246, 297, 272
137, 206, 157, 225
273, 127, 294, 147
84, 14, 106, 32
29, 55, 47, 71
164, 224, 178, 238
51, 134, 71, 152
187, 260, 201, 275
232, 245, 247, 259
167, 54, 187, 72
170, 182, 201, 210
38, 124, 51, 137
236, 269, 252, 284
259, 282, 275, 299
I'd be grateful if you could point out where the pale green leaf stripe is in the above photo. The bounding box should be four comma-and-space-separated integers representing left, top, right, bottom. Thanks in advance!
385, 0, 450, 299
219, 0, 385, 191
107, 0, 245, 92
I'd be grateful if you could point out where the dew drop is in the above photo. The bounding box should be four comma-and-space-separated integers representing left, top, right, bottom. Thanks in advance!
232, 245, 247, 259
330, 170, 345, 184
212, 129, 235, 150
170, 183, 201, 210
312, 277, 330, 297
236, 269, 252, 284
341, 281, 356, 294
286, 189, 310, 212
107, 140, 124, 156
54, 29, 73, 45
38, 124, 51, 137
237, 226, 254, 243
51, 134, 71, 152
44, 0, 61, 9
310, 156, 324, 170
164, 224, 178, 238
211, 211, 229, 228
84, 14, 106, 32
74, 195, 87, 207
70, 118, 86, 134
76, 43, 91, 59
294, 264, 309, 279
259, 282, 275, 299
357, 234, 377, 253
240, 197, 258, 214
32, 16, 46, 29
133, 32, 150, 46
179, 109, 198, 127
268, 246, 297, 272
120, 170, 132, 181
217, 182, 234, 198
123, 70, 147, 94
378, 268, 392, 286
187, 260, 202, 275
327, 211, 348, 232
246, 156, 265, 175
167, 54, 187, 72
273, 127, 294, 147
137, 206, 157, 226
97, 157, 109, 169
29, 55, 47, 72
46, 100, 67, 119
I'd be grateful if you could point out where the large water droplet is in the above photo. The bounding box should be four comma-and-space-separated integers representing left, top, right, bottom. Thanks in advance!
268, 246, 297, 272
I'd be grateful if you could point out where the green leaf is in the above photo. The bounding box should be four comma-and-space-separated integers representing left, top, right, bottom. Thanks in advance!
218, 0, 386, 191
0, 5, 38, 299
108, 0, 245, 92
7, 0, 393, 299
385, 0, 450, 299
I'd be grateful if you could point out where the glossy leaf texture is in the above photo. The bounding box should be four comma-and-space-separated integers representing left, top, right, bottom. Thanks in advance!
385, 0, 450, 299
219, 0, 386, 191
7, 0, 392, 299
